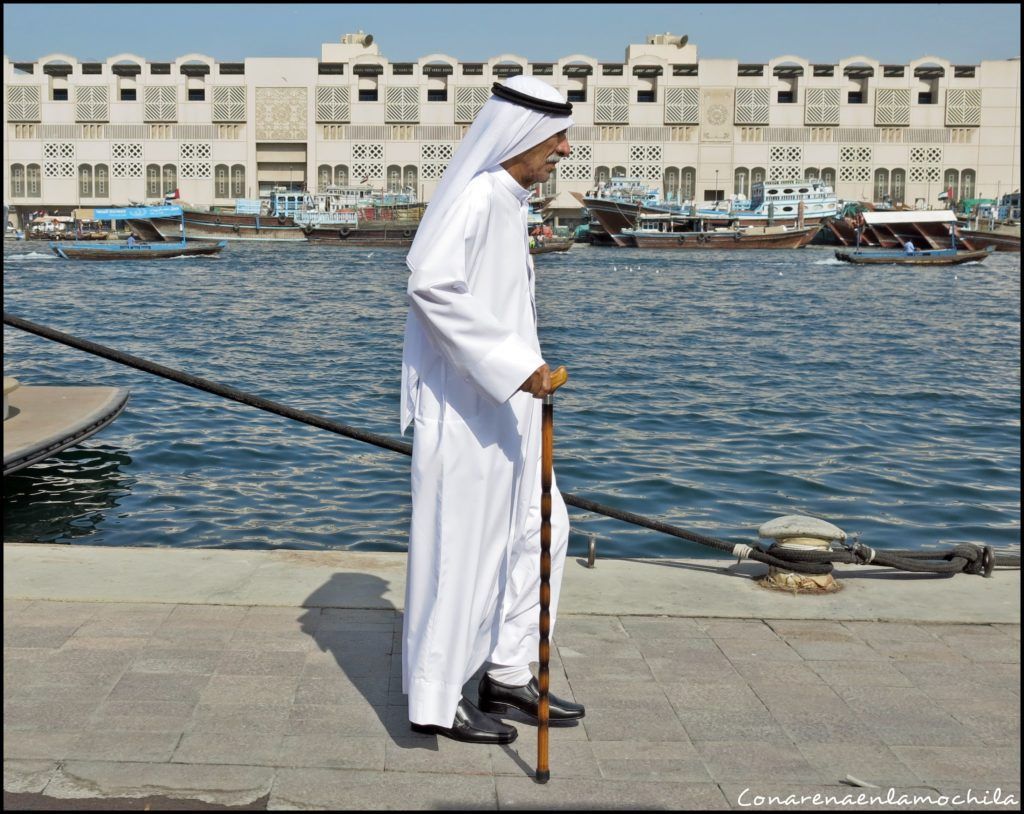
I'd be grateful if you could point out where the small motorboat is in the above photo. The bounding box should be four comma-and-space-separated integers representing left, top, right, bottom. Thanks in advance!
3, 376, 130, 476
834, 246, 994, 266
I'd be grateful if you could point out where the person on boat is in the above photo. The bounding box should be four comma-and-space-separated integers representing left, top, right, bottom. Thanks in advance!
127, 234, 137, 249
904, 239, 916, 255
400, 75, 583, 746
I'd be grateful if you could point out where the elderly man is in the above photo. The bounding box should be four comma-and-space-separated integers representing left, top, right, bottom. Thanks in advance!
400, 76, 585, 744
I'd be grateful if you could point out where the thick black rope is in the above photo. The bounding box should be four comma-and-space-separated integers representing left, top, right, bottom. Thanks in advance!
5, 312, 1019, 577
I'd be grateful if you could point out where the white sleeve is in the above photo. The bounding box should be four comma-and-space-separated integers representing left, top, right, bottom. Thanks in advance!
406, 190, 544, 405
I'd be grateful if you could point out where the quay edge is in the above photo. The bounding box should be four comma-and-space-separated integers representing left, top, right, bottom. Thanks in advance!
3, 543, 1019, 624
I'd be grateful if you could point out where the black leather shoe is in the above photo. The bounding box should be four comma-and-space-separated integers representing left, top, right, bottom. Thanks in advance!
410, 697, 518, 744
478, 674, 585, 724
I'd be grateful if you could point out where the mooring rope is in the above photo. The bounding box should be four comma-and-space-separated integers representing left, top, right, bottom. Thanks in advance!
5, 312, 1019, 577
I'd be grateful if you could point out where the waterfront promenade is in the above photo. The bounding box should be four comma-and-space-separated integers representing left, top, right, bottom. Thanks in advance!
4, 544, 1020, 810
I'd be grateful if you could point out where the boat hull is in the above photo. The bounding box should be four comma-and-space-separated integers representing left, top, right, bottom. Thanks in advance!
629, 225, 819, 249
51, 240, 226, 260
146, 212, 306, 242
529, 239, 574, 255
958, 228, 1020, 252
834, 248, 993, 265
303, 222, 419, 246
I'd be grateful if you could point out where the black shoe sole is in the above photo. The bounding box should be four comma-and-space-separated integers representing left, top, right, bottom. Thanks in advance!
411, 722, 518, 744
479, 698, 585, 725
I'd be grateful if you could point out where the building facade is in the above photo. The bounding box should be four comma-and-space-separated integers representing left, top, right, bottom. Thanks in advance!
3, 32, 1021, 223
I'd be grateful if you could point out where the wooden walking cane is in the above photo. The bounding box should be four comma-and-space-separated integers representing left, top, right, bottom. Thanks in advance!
536, 364, 568, 785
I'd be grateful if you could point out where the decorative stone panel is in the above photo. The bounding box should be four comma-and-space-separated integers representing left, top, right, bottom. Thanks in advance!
386, 87, 419, 123
316, 86, 350, 123
629, 164, 663, 182
629, 144, 662, 163
43, 162, 75, 178
7, 85, 41, 121
945, 89, 981, 126
420, 143, 454, 161
594, 87, 629, 124
875, 89, 910, 126
354, 143, 385, 160
735, 88, 769, 125
420, 163, 447, 180
180, 142, 212, 160
76, 85, 109, 122
111, 162, 143, 178
455, 86, 489, 123
664, 87, 699, 125
556, 162, 591, 181
768, 146, 803, 181
839, 145, 872, 182
212, 86, 246, 122
352, 163, 384, 182
700, 88, 733, 142
256, 87, 307, 140
145, 86, 177, 122
112, 142, 143, 160
44, 142, 75, 159
909, 146, 941, 183
569, 144, 593, 162
180, 162, 212, 179
804, 88, 839, 125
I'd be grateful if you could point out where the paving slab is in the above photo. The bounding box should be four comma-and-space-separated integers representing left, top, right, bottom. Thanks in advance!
3, 544, 1019, 809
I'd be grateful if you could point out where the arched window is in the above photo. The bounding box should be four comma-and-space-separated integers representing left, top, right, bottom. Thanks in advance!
230, 165, 245, 198
162, 164, 177, 196
27, 164, 42, 198
334, 164, 348, 186
146, 164, 161, 197
611, 165, 626, 178
681, 166, 696, 200
890, 168, 906, 203
594, 166, 610, 186
403, 165, 417, 193
215, 164, 229, 198
804, 166, 819, 181
734, 167, 749, 197
960, 169, 975, 200
541, 170, 556, 197
387, 164, 401, 192
79, 164, 94, 197
11, 164, 25, 197
943, 168, 959, 200
663, 167, 679, 201
751, 167, 766, 188
820, 167, 836, 188
94, 164, 108, 198
318, 165, 332, 191
874, 168, 889, 201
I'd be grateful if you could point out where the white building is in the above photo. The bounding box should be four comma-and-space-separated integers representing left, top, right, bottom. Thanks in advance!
3, 32, 1020, 223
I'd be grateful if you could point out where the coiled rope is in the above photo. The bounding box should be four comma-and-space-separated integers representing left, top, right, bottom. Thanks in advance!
5, 312, 1019, 578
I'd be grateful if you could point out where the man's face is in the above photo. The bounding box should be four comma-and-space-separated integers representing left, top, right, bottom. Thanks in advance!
517, 130, 571, 187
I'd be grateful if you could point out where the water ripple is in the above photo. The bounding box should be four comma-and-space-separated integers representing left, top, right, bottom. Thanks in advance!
3, 241, 1019, 558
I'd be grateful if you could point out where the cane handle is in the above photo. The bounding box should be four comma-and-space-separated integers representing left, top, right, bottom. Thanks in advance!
549, 365, 568, 393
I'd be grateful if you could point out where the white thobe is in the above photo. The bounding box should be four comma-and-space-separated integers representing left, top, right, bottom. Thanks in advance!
400, 167, 571, 727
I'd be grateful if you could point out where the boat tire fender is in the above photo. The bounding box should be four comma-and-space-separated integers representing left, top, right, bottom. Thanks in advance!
215, 216, 222, 225
339, 228, 350, 239
402, 229, 412, 239
676, 235, 685, 244
232, 224, 240, 233
277, 215, 288, 225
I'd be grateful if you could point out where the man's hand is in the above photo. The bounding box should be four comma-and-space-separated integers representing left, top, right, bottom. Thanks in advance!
519, 364, 552, 398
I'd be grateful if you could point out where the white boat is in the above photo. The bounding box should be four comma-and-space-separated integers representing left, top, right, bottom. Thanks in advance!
3, 376, 130, 476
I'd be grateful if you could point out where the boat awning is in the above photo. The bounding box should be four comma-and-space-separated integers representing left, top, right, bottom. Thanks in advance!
74, 205, 184, 221
862, 210, 957, 225
542, 191, 585, 212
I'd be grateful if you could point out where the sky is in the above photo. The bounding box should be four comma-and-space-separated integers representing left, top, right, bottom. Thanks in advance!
2, 3, 1020, 66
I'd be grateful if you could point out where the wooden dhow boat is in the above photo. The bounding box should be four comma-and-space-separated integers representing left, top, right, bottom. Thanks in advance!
834, 246, 994, 265
617, 213, 820, 249
51, 206, 226, 260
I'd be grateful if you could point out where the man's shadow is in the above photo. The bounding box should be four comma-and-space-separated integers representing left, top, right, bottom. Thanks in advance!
298, 572, 532, 774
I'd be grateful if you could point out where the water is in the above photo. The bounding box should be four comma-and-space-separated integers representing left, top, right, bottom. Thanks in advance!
3, 241, 1020, 559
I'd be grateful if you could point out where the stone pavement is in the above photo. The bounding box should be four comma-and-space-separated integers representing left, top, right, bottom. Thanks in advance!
3, 546, 1021, 810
